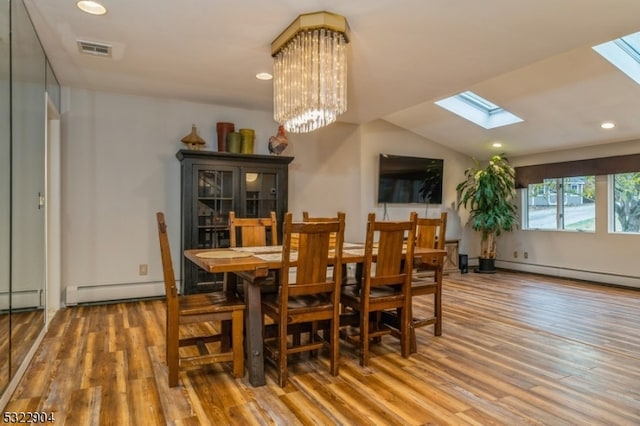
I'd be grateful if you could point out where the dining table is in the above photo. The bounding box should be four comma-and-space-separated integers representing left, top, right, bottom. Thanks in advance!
184, 242, 446, 387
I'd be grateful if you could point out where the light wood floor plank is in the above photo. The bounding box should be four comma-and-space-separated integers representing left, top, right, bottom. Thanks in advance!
6, 272, 640, 425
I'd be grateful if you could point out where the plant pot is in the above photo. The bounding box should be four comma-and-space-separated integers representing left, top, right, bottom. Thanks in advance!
475, 257, 496, 274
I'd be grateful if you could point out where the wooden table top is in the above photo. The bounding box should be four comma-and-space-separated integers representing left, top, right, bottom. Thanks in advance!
185, 243, 447, 274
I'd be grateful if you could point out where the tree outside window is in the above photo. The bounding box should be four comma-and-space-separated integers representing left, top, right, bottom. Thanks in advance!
613, 172, 640, 233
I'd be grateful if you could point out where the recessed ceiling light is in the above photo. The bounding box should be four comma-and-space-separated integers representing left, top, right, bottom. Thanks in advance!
492, 142, 503, 148
77, 1, 107, 15
601, 121, 616, 129
256, 72, 272, 81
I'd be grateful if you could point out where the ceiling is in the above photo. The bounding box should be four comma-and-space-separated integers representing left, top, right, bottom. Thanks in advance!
23, 0, 640, 159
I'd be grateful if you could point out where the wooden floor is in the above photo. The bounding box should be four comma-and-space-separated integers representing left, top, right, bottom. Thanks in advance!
6, 271, 640, 425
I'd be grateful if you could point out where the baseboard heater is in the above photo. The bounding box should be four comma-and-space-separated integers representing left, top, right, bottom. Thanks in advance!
496, 260, 640, 289
65, 280, 167, 306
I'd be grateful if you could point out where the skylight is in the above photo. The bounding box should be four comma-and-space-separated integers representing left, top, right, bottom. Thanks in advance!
593, 31, 640, 85
434, 91, 523, 129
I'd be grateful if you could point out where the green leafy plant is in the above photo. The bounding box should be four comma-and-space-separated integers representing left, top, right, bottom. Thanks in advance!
456, 154, 518, 259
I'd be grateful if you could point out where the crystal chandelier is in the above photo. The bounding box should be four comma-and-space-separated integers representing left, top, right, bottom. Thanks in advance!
271, 11, 350, 133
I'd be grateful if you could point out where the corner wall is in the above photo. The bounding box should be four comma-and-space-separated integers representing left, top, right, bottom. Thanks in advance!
499, 139, 640, 287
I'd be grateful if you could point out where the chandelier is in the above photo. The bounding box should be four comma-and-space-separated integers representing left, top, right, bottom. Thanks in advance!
271, 11, 350, 133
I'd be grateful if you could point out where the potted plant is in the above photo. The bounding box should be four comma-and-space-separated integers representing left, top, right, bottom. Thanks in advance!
456, 154, 518, 273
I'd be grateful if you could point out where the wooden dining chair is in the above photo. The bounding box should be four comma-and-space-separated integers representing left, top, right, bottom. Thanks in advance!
410, 212, 447, 351
261, 212, 345, 387
156, 212, 246, 387
340, 212, 417, 366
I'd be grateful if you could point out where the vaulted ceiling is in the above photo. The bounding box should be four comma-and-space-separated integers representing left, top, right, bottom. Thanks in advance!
24, 0, 640, 159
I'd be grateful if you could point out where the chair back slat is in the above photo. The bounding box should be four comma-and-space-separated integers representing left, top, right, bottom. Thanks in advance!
416, 212, 447, 250
302, 211, 340, 248
229, 211, 278, 247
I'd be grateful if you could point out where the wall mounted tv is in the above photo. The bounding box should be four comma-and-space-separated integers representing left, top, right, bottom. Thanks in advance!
377, 154, 444, 204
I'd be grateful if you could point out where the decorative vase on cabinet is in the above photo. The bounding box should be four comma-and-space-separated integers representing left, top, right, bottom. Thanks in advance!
176, 150, 294, 294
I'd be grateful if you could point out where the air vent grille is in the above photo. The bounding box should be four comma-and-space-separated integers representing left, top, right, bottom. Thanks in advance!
77, 40, 112, 57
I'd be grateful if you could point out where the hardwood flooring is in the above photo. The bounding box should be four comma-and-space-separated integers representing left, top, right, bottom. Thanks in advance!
6, 271, 640, 425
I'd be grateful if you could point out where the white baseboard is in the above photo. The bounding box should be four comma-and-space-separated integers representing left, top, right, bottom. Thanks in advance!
65, 280, 166, 305
495, 259, 640, 289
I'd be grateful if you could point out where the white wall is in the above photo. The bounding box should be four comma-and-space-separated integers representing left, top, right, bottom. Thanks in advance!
61, 87, 281, 303
499, 139, 640, 287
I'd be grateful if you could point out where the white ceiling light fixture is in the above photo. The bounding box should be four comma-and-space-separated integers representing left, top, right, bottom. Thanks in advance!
271, 11, 350, 133
492, 142, 503, 148
601, 121, 616, 129
76, 1, 107, 15
256, 72, 272, 81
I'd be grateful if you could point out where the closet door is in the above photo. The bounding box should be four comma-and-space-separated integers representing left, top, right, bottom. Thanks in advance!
10, 0, 46, 378
0, 0, 10, 395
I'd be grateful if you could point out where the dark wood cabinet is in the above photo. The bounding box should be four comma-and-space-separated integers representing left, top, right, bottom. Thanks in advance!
177, 150, 293, 294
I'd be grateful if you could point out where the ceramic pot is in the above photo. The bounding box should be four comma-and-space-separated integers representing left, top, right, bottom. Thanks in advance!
239, 128, 255, 154
226, 132, 242, 153
475, 257, 496, 274
216, 122, 235, 152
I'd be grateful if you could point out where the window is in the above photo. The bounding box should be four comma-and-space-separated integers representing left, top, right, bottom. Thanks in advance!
434, 91, 523, 129
524, 176, 595, 231
593, 31, 640, 86
611, 172, 640, 233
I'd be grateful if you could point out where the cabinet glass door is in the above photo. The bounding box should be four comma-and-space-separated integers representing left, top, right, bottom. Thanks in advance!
196, 168, 234, 249
242, 170, 278, 218
187, 165, 237, 293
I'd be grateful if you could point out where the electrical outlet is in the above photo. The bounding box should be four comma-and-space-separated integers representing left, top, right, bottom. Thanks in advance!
513, 251, 518, 258
139, 264, 148, 276
523, 252, 528, 259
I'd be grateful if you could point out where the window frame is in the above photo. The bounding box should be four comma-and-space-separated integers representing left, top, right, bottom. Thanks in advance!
609, 172, 640, 234
523, 176, 596, 232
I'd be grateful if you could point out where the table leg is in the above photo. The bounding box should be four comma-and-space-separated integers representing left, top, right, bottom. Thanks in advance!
243, 275, 266, 387
434, 265, 443, 336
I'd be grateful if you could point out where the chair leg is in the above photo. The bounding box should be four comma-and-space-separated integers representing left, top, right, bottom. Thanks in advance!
372, 312, 382, 344
221, 319, 231, 352
360, 309, 370, 367
330, 318, 339, 376
434, 272, 442, 336
278, 320, 288, 387
400, 306, 411, 358
231, 310, 244, 378
310, 321, 318, 358
409, 321, 417, 354
167, 321, 180, 387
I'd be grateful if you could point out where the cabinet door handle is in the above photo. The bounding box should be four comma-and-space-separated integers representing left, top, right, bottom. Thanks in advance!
38, 192, 45, 209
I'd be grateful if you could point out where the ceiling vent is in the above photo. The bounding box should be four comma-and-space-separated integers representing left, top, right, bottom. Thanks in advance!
77, 40, 112, 57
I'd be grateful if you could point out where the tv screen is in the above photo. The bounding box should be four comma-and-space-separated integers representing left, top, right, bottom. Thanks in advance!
378, 154, 443, 204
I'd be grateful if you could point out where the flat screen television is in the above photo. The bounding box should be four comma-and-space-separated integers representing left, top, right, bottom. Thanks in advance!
377, 154, 443, 204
